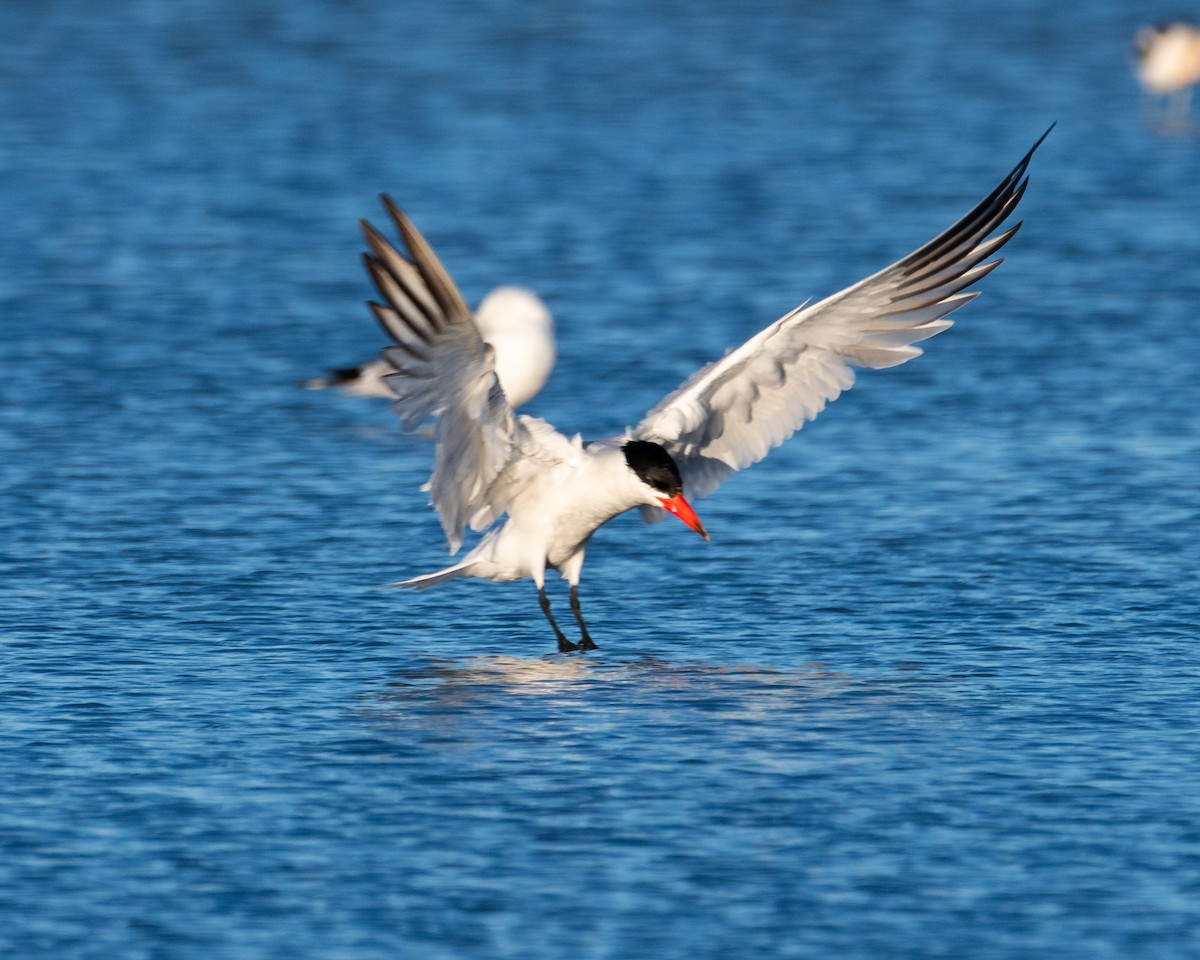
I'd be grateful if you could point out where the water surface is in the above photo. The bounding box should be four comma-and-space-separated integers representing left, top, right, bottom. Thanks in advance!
3, 1, 1200, 957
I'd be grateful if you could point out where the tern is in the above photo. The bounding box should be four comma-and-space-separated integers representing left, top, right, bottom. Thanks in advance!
303, 285, 555, 407
361, 130, 1049, 653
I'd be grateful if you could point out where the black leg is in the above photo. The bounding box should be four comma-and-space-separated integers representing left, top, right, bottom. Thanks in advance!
538, 586, 579, 653
570, 584, 597, 650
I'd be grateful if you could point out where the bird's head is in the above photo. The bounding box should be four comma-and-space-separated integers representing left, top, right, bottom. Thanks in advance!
622, 440, 709, 541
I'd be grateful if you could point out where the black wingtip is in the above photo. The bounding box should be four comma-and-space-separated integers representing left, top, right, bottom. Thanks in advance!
1001, 124, 1055, 191
379, 194, 408, 233
1018, 123, 1055, 171
359, 218, 386, 251
1008, 127, 1053, 204
359, 250, 378, 276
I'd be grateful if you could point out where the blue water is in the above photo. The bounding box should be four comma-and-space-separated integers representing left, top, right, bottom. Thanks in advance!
3, 0, 1200, 957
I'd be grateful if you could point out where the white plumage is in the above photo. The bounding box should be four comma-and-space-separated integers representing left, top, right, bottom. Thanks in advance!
360, 129, 1049, 652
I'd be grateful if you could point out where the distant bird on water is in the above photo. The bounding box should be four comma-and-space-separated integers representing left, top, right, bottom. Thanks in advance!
359, 129, 1050, 653
303, 285, 555, 408
1134, 22, 1200, 128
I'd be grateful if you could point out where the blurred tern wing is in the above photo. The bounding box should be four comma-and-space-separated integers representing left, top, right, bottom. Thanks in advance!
635, 128, 1049, 500
361, 197, 521, 553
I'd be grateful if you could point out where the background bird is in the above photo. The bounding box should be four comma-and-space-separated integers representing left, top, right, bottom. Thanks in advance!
303, 285, 555, 408
1135, 22, 1200, 129
361, 130, 1049, 653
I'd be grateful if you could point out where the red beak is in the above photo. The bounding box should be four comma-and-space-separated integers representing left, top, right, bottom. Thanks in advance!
658, 493, 710, 541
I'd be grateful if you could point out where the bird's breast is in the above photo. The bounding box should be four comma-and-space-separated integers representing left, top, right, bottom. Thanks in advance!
498, 449, 648, 566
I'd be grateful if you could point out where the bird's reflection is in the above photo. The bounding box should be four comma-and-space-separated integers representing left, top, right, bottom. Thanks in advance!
362, 652, 912, 732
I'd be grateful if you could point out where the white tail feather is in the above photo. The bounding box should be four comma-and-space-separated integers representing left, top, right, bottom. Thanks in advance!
390, 559, 480, 590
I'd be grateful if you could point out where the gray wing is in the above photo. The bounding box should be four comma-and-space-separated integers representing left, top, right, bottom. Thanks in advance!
635, 129, 1049, 501
361, 197, 522, 552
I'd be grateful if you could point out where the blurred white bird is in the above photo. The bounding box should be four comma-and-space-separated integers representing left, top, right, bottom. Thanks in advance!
361, 129, 1050, 652
1135, 22, 1200, 128
304, 285, 555, 408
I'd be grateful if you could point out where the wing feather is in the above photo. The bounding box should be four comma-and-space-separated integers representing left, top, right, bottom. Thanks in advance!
361, 198, 537, 552
635, 128, 1050, 499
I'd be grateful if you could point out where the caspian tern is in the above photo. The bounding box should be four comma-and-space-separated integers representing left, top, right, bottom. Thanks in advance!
303, 285, 555, 407
361, 130, 1049, 653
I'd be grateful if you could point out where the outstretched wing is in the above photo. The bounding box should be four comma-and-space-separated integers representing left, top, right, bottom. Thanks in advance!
361, 197, 522, 552
635, 128, 1050, 501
